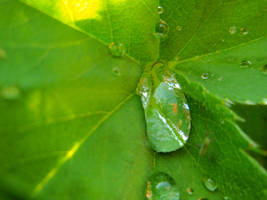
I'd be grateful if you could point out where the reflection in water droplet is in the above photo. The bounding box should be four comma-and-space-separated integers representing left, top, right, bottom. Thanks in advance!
224, 196, 230, 200
203, 178, 217, 192
176, 25, 182, 31
240, 27, 248, 35
229, 26, 237, 34
187, 187, 194, 195
240, 60, 252, 68
112, 67, 120, 76
145, 172, 180, 200
155, 20, 169, 39
1, 85, 20, 100
157, 6, 164, 14
201, 73, 209, 80
0, 48, 6, 59
262, 98, 267, 105
108, 42, 125, 57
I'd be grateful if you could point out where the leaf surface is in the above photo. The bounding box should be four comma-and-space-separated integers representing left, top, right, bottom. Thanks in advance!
159, 0, 267, 104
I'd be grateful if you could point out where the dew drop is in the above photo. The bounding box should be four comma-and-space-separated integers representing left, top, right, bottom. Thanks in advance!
201, 73, 209, 80
176, 25, 182, 31
240, 27, 248, 35
112, 67, 121, 76
223, 98, 234, 107
108, 42, 125, 57
187, 187, 194, 195
245, 100, 255, 105
155, 20, 169, 39
240, 60, 252, 68
203, 178, 217, 192
229, 26, 237, 35
146, 172, 180, 200
157, 6, 164, 14
0, 48, 6, 59
1, 85, 20, 100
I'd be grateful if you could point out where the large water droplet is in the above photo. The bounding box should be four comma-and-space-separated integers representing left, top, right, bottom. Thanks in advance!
155, 20, 169, 39
146, 172, 180, 200
201, 73, 209, 80
157, 6, 164, 14
0, 48, 6, 59
203, 178, 217, 192
137, 63, 191, 152
229, 26, 237, 34
112, 67, 121, 76
1, 85, 20, 100
108, 42, 125, 57
240, 60, 252, 68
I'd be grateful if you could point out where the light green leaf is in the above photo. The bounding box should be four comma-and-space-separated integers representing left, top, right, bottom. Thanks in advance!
159, 0, 267, 104
20, 0, 159, 62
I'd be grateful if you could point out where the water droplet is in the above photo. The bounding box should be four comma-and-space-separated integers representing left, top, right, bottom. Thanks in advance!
240, 60, 252, 68
145, 172, 180, 200
229, 26, 237, 34
203, 178, 217, 192
187, 187, 194, 195
137, 63, 191, 152
201, 73, 209, 80
245, 100, 255, 105
224, 196, 230, 200
176, 25, 182, 31
157, 6, 164, 14
0, 48, 6, 59
108, 42, 125, 57
112, 67, 120, 76
155, 20, 169, 39
223, 98, 234, 107
240, 27, 248, 35
1, 85, 20, 100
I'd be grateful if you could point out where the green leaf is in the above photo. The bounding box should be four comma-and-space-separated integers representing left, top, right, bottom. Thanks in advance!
0, 0, 267, 200
20, 0, 159, 62
0, 0, 150, 198
154, 76, 267, 200
159, 0, 267, 104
